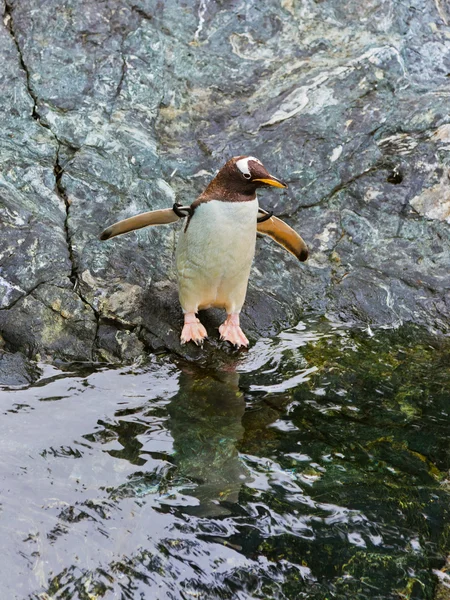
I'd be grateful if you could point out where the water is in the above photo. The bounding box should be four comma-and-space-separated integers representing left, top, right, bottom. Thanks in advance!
1, 319, 449, 599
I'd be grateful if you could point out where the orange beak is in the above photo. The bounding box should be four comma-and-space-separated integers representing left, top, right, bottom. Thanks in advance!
252, 176, 287, 189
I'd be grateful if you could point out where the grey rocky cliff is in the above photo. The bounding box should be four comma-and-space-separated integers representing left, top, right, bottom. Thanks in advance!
0, 0, 449, 364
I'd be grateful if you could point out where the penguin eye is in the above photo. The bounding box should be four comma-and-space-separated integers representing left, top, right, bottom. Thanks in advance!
243, 173, 251, 180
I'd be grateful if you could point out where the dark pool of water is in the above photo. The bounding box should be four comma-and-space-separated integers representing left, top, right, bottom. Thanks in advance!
1, 319, 449, 599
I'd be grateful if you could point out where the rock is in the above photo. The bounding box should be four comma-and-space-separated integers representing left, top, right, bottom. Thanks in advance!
0, 0, 449, 363
410, 177, 450, 223
0, 351, 41, 387
434, 560, 450, 600
0, 280, 97, 361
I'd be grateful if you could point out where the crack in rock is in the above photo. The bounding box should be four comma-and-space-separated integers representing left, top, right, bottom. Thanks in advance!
3, 0, 41, 121
53, 143, 77, 287
55, 150, 101, 358
3, 1, 100, 359
0, 281, 46, 312
53, 142, 100, 359
116, 51, 127, 102
130, 5, 154, 22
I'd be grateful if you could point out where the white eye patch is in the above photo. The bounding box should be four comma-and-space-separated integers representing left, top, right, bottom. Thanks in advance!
235, 156, 262, 176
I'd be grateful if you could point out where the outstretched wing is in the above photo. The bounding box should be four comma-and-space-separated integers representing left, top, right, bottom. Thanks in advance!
257, 210, 308, 262
100, 206, 190, 241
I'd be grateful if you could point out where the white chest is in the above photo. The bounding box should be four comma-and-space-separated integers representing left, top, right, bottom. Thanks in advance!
200, 198, 256, 235
178, 199, 258, 260
176, 198, 258, 298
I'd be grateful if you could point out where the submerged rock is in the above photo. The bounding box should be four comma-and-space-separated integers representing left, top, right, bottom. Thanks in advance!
0, 0, 449, 362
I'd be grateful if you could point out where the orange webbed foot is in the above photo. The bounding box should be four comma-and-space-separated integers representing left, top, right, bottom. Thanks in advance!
180, 313, 207, 345
219, 314, 248, 348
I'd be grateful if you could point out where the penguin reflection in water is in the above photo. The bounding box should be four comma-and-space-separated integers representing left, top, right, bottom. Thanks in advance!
100, 156, 308, 347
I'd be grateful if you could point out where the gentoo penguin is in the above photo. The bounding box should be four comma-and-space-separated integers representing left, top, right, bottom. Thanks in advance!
100, 156, 308, 348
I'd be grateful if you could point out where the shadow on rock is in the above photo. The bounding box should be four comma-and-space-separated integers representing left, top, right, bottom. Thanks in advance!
138, 280, 298, 363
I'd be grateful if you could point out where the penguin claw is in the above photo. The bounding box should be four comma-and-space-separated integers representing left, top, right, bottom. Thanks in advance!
219, 319, 249, 348
180, 320, 208, 345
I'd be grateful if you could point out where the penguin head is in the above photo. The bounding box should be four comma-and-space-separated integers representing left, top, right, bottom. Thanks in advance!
199, 156, 287, 202
205, 156, 287, 198
231, 156, 287, 191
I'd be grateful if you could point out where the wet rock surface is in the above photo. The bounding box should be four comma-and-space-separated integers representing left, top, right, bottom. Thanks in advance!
0, 350, 41, 386
0, 0, 449, 362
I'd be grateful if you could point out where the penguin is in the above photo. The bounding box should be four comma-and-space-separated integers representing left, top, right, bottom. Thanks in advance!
100, 156, 308, 348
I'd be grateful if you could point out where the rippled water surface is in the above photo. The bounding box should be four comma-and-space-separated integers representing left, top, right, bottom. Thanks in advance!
1, 320, 450, 599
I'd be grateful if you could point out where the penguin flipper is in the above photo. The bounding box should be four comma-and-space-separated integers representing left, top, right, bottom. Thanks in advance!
257, 212, 308, 262
100, 207, 188, 241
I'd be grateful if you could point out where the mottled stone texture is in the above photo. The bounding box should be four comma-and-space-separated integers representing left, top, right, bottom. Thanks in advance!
0, 350, 41, 386
0, 0, 449, 362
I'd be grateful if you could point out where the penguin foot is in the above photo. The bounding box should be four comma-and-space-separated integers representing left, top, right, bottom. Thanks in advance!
181, 313, 207, 345
219, 314, 249, 348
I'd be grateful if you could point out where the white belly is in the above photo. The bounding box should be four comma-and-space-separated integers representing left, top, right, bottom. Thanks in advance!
176, 199, 258, 313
